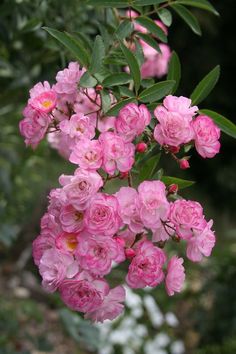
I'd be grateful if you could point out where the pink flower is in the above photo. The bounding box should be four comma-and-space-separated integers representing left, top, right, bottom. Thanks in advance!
85, 286, 126, 322
116, 187, 144, 233
59, 113, 95, 140
169, 199, 206, 239
117, 228, 136, 248
99, 131, 135, 175
141, 43, 171, 79
192, 115, 221, 158
152, 222, 175, 242
39, 249, 79, 292
47, 131, 73, 160
165, 256, 185, 296
60, 168, 103, 210
84, 193, 121, 236
28, 81, 57, 113
163, 95, 198, 119
97, 116, 116, 133
154, 106, 193, 147
54, 62, 84, 103
32, 234, 55, 266
19, 105, 50, 148
59, 272, 109, 313
59, 204, 84, 233
126, 240, 167, 288
55, 232, 80, 254
40, 212, 62, 238
186, 220, 216, 262
69, 138, 103, 170
115, 103, 151, 142
137, 181, 170, 230
76, 232, 125, 276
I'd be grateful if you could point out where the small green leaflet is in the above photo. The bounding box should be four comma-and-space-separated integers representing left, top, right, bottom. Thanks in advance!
103, 73, 132, 87
139, 153, 161, 182
170, 4, 202, 36
136, 33, 161, 53
86, 0, 130, 8
161, 176, 195, 189
139, 80, 176, 103
89, 35, 105, 74
101, 90, 111, 114
190, 65, 220, 105
200, 109, 236, 139
115, 19, 134, 39
157, 8, 173, 27
135, 16, 167, 43
80, 72, 97, 88
167, 51, 181, 94
175, 0, 219, 16
119, 41, 141, 93
134, 0, 166, 5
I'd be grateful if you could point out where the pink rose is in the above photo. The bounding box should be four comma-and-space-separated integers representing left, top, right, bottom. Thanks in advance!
28, 81, 57, 113
165, 256, 185, 296
97, 116, 116, 133
39, 248, 78, 292
99, 131, 135, 175
32, 234, 55, 266
169, 199, 206, 239
115, 103, 151, 142
69, 138, 103, 170
40, 212, 62, 238
141, 43, 171, 79
55, 232, 79, 254
60, 168, 103, 210
117, 228, 136, 248
59, 204, 84, 233
85, 285, 126, 322
47, 131, 73, 160
84, 193, 122, 236
59, 113, 95, 140
126, 240, 167, 288
152, 222, 175, 242
163, 95, 198, 119
186, 220, 216, 262
137, 180, 170, 230
192, 115, 221, 158
76, 232, 125, 276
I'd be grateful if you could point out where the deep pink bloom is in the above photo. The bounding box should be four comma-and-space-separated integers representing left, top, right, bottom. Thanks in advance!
84, 193, 122, 236
165, 256, 185, 296
85, 285, 126, 322
137, 180, 170, 230
179, 159, 190, 170
192, 115, 221, 158
126, 240, 167, 288
59, 113, 95, 140
69, 138, 103, 170
115, 103, 151, 142
186, 220, 216, 262
59, 168, 103, 210
59, 204, 84, 233
28, 81, 57, 113
39, 248, 78, 292
99, 131, 135, 175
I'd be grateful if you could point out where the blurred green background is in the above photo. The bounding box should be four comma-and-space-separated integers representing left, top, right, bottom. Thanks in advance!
0, 0, 236, 353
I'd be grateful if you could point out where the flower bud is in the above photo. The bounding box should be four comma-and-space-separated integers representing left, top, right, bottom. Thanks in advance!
136, 142, 147, 153
114, 236, 125, 247
125, 248, 136, 259
168, 184, 178, 194
169, 146, 180, 154
119, 171, 129, 179
179, 159, 190, 170
95, 85, 103, 91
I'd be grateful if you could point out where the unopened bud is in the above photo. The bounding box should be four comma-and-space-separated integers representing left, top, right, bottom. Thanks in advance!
119, 171, 129, 179
95, 85, 103, 91
125, 248, 136, 259
136, 142, 147, 153
169, 146, 180, 154
179, 159, 190, 170
168, 183, 178, 194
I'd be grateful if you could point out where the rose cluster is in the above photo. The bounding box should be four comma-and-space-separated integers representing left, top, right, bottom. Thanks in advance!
19, 59, 220, 322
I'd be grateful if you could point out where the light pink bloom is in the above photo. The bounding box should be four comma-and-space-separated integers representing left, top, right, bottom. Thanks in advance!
137, 181, 170, 229
60, 168, 103, 210
141, 43, 171, 79
47, 131, 73, 160
126, 240, 167, 288
55, 232, 80, 254
59, 204, 84, 233
97, 116, 116, 133
116, 187, 144, 233
163, 95, 198, 119
32, 234, 55, 266
192, 115, 221, 158
84, 193, 122, 236
76, 232, 125, 276
169, 199, 206, 239
99, 131, 135, 175
69, 138, 103, 170
54, 62, 84, 103
40, 212, 62, 238
85, 286, 126, 322
117, 228, 136, 248
28, 81, 57, 113
59, 113, 95, 140
154, 106, 193, 147
115, 103, 151, 142
152, 222, 175, 242
165, 256, 185, 296
39, 248, 79, 293
59, 272, 109, 313
19, 105, 50, 148
186, 220, 216, 262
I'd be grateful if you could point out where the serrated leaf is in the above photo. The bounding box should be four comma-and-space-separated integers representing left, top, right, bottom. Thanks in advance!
43, 27, 89, 67
89, 35, 105, 74
101, 90, 111, 114
119, 41, 141, 93
103, 73, 132, 87
106, 98, 137, 116
135, 16, 167, 43
139, 80, 175, 103
157, 8, 173, 27
115, 19, 134, 39
190, 65, 220, 105
170, 4, 202, 36
136, 32, 161, 53
86, 0, 130, 7
175, 0, 219, 16
161, 176, 195, 189
200, 109, 236, 139
139, 153, 161, 182
80, 72, 98, 88
167, 51, 181, 93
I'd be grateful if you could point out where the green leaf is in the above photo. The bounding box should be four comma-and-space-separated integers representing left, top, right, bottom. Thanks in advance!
97, 23, 111, 51
167, 51, 181, 93
89, 35, 105, 74
139, 153, 161, 182
103, 73, 132, 87
115, 19, 134, 39
157, 8, 173, 27
86, 0, 130, 7
135, 16, 167, 43
175, 0, 219, 16
134, 0, 166, 5
170, 4, 202, 36
139, 80, 176, 103
200, 109, 236, 139
43, 27, 90, 67
136, 32, 161, 53
161, 176, 195, 189
101, 90, 111, 114
119, 41, 141, 93
80, 72, 98, 88
106, 98, 137, 116
134, 38, 145, 66
190, 65, 220, 105
119, 86, 135, 98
